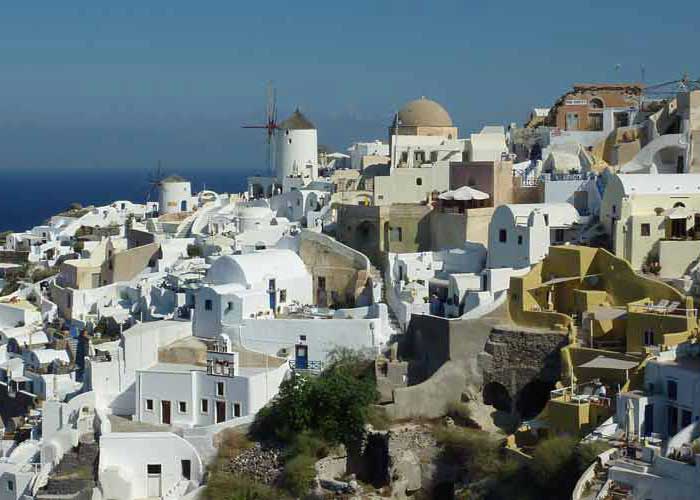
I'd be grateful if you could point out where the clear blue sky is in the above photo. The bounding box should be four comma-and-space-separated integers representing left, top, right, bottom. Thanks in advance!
0, 1, 697, 171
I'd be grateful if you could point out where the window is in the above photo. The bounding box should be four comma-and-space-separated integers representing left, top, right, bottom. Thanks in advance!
499, 229, 507, 243
667, 380, 678, 400
390, 227, 403, 242
430, 151, 438, 162
400, 152, 408, 164
147, 464, 162, 475
612, 204, 617, 216
517, 235, 523, 245
589, 98, 604, 109
145, 399, 154, 411
178, 401, 187, 413
318, 276, 326, 290
226, 301, 234, 312
416, 177, 423, 186
201, 399, 209, 414
588, 112, 603, 131
543, 214, 549, 225
565, 112, 580, 130
640, 223, 651, 237
554, 229, 565, 243
205, 299, 212, 311
280, 290, 287, 303
233, 402, 242, 418
614, 112, 629, 128
7, 480, 14, 492
217, 382, 225, 397
643, 330, 654, 346
414, 151, 425, 164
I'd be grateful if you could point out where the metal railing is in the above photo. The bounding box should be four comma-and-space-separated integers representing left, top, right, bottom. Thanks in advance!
288, 359, 324, 373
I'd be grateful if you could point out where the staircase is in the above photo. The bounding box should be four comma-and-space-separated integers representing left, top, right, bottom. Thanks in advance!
164, 478, 190, 499
175, 217, 195, 238
36, 436, 98, 500
370, 265, 404, 337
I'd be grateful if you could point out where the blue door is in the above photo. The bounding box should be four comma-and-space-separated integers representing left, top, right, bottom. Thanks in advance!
268, 279, 276, 311
295, 344, 308, 370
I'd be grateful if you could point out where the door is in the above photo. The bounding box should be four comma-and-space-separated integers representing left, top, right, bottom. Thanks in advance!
268, 279, 276, 310
216, 400, 226, 423
181, 459, 191, 481
147, 464, 162, 497
295, 344, 308, 370
161, 400, 171, 425
643, 404, 653, 436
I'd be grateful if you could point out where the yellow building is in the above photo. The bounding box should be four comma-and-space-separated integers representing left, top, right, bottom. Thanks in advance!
508, 245, 697, 436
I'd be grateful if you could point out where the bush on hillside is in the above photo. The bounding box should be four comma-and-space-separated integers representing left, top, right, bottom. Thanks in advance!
202, 472, 287, 500
434, 427, 503, 480
282, 454, 316, 497
252, 350, 377, 447
530, 436, 578, 493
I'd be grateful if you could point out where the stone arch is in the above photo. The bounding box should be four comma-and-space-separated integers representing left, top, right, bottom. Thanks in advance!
515, 380, 554, 419
483, 382, 512, 412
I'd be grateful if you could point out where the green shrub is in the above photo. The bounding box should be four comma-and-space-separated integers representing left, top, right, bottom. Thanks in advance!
283, 454, 316, 497
366, 406, 391, 430
215, 430, 253, 460
530, 436, 577, 491
434, 427, 502, 479
575, 440, 611, 473
252, 351, 377, 447
203, 472, 286, 500
287, 431, 328, 460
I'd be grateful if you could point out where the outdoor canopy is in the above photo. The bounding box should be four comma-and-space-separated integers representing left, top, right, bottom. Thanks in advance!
438, 186, 490, 201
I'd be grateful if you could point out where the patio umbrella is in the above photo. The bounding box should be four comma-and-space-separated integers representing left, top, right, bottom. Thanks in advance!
438, 186, 490, 201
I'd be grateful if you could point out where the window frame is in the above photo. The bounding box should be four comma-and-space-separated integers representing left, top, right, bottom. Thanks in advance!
201, 398, 209, 414
145, 399, 154, 412
216, 381, 225, 397
178, 401, 188, 414
640, 223, 651, 237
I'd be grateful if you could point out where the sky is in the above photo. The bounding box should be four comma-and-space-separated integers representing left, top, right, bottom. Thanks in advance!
0, 1, 698, 171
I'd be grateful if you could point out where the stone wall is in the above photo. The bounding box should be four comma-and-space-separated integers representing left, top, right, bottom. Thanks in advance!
478, 326, 568, 415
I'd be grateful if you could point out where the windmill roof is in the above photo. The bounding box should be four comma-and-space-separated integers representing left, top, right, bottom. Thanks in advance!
279, 110, 316, 130
161, 175, 188, 183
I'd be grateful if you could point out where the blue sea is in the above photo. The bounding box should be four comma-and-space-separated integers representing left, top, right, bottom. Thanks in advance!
0, 167, 260, 233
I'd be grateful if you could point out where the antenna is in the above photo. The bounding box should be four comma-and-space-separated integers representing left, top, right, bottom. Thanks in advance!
242, 82, 279, 177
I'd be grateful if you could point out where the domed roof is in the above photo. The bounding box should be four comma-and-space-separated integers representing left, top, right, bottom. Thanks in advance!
397, 97, 453, 127
279, 109, 316, 130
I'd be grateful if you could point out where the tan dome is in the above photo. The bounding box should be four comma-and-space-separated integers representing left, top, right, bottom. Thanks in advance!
397, 97, 453, 127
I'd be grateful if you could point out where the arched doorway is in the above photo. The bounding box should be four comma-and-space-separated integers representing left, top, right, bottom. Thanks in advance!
516, 380, 554, 419
483, 382, 512, 412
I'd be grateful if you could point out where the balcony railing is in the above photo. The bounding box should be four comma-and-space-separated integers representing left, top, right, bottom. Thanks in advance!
288, 359, 324, 374
207, 359, 235, 377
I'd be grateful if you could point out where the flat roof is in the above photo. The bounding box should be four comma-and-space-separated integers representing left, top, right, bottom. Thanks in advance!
144, 362, 269, 377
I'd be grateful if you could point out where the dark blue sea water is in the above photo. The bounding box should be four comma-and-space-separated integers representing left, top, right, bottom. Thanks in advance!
0, 167, 260, 233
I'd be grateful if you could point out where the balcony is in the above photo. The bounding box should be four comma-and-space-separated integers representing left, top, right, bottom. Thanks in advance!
207, 359, 235, 377
288, 359, 324, 374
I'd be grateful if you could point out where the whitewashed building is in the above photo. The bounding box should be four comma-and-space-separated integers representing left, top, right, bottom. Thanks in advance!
487, 203, 581, 269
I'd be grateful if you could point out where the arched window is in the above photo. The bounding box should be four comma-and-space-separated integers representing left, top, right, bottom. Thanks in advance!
590, 98, 604, 109
673, 202, 686, 208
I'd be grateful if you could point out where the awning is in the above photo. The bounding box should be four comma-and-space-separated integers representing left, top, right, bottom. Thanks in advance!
438, 186, 490, 201
578, 356, 639, 370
